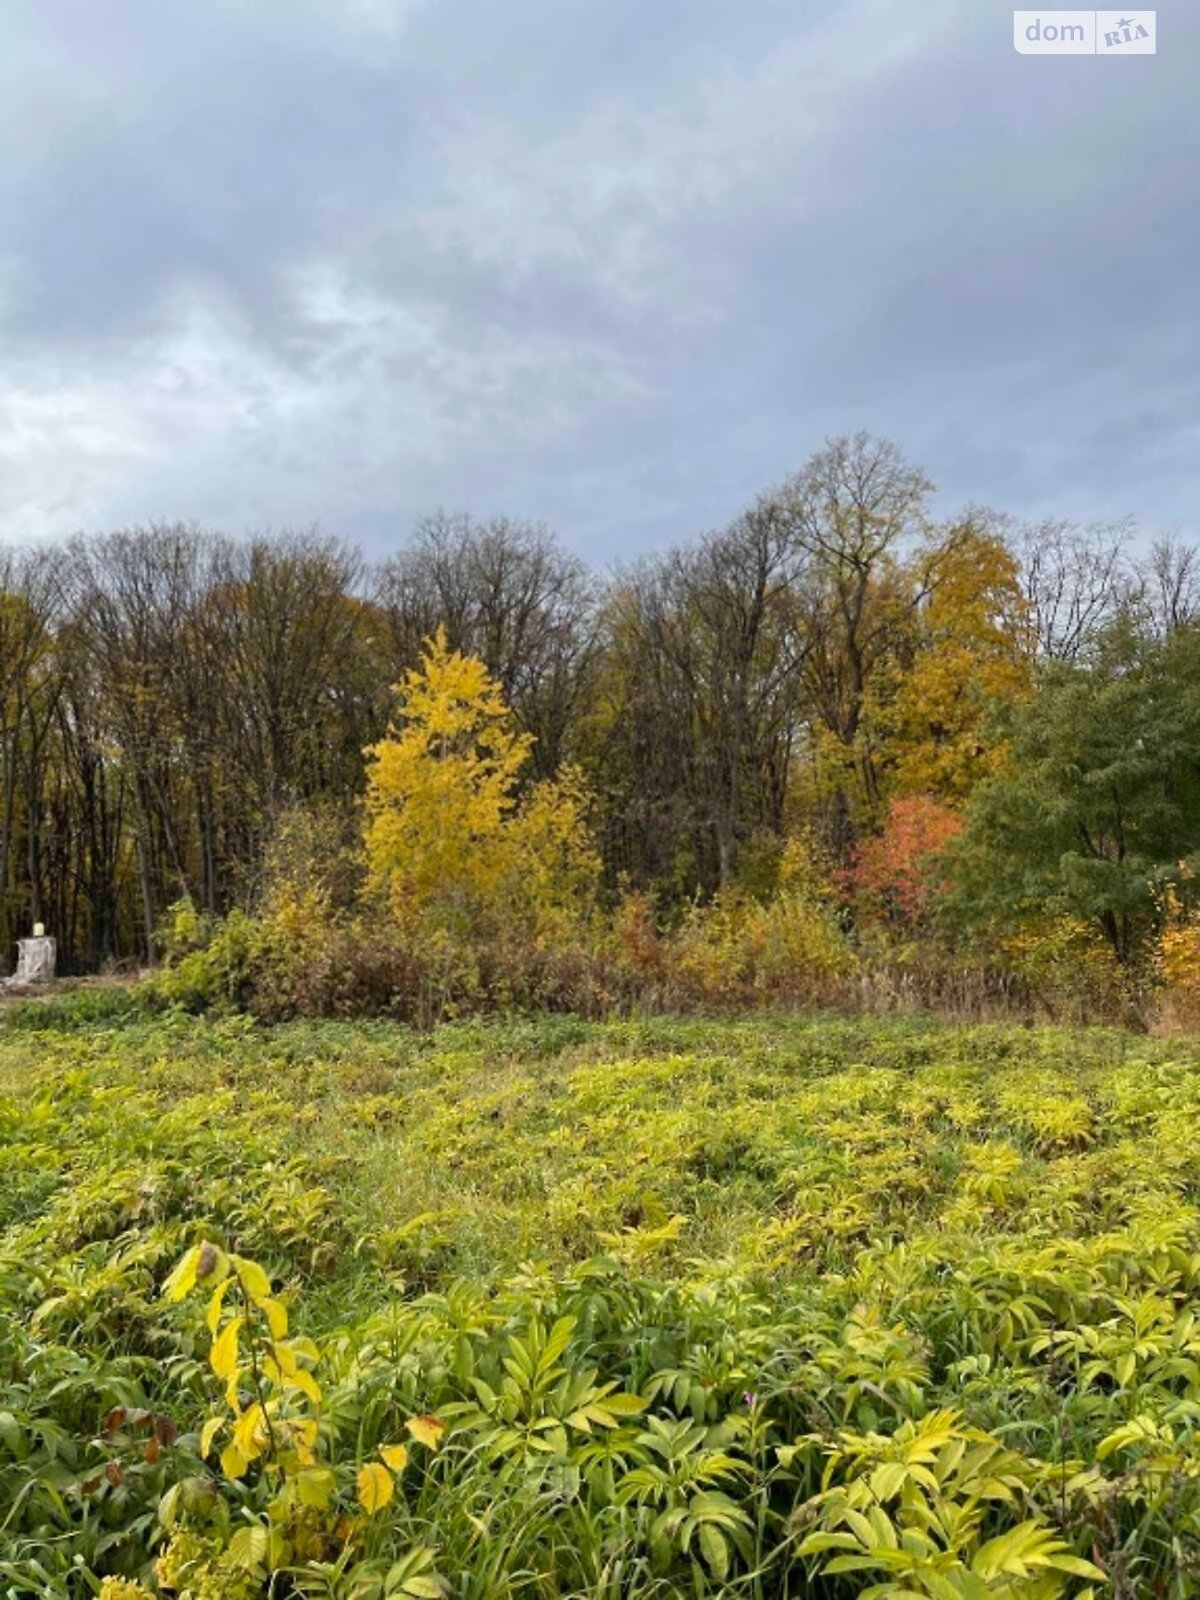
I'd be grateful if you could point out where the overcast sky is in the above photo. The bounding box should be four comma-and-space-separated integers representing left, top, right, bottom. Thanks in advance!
1, 1, 1196, 560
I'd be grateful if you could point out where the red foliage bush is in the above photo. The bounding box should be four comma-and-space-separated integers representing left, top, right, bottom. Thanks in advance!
851, 796, 964, 927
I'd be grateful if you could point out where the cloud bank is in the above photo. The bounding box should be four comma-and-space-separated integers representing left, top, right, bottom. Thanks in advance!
2, 0, 1196, 555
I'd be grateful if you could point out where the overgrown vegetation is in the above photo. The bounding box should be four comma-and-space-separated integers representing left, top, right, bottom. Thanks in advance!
3, 1004, 1198, 1595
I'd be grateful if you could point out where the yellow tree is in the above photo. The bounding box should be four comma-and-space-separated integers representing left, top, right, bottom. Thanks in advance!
886, 526, 1033, 805
364, 629, 598, 939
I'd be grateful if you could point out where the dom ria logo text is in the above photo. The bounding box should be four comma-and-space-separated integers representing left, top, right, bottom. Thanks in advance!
1013, 11, 1156, 53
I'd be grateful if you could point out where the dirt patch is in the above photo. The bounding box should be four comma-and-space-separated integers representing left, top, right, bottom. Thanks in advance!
0, 973, 142, 1004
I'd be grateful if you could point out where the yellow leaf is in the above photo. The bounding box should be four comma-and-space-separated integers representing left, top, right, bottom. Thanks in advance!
220, 1440, 249, 1479
380, 1443, 409, 1472
260, 1296, 288, 1341
267, 1340, 296, 1376
227, 1526, 268, 1570
263, 1345, 321, 1404
406, 1415, 445, 1450
232, 1402, 270, 1463
232, 1256, 272, 1305
293, 1418, 319, 1454
164, 1247, 200, 1302
296, 1466, 336, 1510
210, 1316, 243, 1383
199, 1416, 224, 1457
291, 1369, 322, 1404
357, 1461, 394, 1513
205, 1277, 232, 1336
271, 1416, 318, 1468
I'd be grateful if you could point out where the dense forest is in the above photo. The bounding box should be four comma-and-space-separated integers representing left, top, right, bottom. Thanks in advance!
3, 433, 1200, 1021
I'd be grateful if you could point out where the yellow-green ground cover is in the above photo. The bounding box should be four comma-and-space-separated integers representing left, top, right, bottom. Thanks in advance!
1, 998, 1198, 1596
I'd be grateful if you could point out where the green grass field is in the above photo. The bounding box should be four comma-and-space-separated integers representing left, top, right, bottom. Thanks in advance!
2, 1000, 1199, 1596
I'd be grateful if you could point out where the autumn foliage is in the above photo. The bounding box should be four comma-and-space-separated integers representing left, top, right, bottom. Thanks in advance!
365, 628, 599, 943
849, 795, 963, 928
25, 438, 1196, 1031
886, 527, 1032, 803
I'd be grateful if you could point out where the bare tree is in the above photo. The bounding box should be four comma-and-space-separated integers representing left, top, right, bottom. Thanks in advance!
51, 621, 130, 967
766, 434, 934, 854
0, 547, 63, 967
64, 525, 216, 955
378, 514, 597, 776
1017, 518, 1135, 661
1139, 537, 1200, 635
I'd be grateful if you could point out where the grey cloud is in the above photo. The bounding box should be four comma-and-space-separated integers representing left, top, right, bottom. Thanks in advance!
1, 0, 1196, 556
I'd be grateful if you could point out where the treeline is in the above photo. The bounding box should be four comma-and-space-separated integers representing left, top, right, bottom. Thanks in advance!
2, 433, 1198, 995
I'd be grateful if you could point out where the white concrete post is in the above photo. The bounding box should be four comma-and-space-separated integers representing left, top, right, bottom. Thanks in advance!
13, 935, 57, 982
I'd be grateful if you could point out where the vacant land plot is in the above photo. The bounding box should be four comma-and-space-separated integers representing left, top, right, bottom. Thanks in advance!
2, 1002, 1198, 1596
